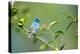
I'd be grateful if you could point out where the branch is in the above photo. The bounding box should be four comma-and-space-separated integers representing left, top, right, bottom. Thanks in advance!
11, 17, 57, 50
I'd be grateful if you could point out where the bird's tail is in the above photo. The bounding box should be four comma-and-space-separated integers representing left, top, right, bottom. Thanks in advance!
28, 33, 33, 38
28, 30, 36, 38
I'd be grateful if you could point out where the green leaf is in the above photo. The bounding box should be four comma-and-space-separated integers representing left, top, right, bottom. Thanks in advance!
59, 44, 65, 50
64, 12, 77, 22
55, 31, 63, 34
55, 31, 64, 39
17, 17, 26, 28
40, 44, 48, 50
50, 21, 57, 28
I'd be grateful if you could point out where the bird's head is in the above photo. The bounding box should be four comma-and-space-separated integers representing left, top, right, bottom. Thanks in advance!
33, 18, 40, 23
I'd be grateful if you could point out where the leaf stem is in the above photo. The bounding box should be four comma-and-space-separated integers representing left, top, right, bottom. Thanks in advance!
66, 21, 73, 31
48, 28, 59, 50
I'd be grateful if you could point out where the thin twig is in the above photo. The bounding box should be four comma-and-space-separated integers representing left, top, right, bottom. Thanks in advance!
48, 28, 59, 50
66, 21, 73, 31
23, 27, 30, 33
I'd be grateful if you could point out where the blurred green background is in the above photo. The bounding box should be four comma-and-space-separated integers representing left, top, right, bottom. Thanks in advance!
11, 1, 78, 53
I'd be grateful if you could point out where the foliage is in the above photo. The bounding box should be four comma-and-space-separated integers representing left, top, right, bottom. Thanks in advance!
10, 2, 78, 51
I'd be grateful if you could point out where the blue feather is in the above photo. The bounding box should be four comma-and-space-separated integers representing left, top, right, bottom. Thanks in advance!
28, 18, 40, 38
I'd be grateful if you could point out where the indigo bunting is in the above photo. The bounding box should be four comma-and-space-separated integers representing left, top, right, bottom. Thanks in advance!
28, 18, 40, 38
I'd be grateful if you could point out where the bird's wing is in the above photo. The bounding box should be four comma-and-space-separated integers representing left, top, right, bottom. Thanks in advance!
31, 22, 39, 28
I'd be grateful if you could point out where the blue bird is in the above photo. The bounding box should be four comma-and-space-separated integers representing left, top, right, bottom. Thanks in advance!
28, 18, 40, 38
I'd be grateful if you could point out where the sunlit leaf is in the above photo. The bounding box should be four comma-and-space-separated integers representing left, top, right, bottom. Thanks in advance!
50, 21, 57, 27
17, 17, 25, 28
40, 44, 48, 50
